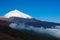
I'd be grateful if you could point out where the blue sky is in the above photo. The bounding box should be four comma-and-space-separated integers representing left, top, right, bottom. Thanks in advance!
0, 0, 60, 23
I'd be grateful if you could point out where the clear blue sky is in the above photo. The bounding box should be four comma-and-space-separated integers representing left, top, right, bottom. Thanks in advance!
0, 0, 60, 23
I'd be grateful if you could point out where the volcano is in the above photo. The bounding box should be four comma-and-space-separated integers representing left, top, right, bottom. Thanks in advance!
0, 9, 60, 40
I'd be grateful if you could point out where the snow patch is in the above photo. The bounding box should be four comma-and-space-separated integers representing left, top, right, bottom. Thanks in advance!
4, 9, 32, 19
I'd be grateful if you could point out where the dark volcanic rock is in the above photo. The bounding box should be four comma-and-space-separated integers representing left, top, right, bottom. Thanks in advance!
0, 32, 16, 40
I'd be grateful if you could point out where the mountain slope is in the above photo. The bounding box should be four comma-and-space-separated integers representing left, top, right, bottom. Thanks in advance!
0, 20, 59, 40
0, 9, 60, 40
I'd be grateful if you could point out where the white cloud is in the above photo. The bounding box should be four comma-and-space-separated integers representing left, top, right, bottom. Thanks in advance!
9, 23, 60, 38
46, 28, 60, 38
55, 26, 60, 29
9, 23, 17, 29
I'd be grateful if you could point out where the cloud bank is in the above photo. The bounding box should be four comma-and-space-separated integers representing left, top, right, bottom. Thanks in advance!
9, 23, 60, 38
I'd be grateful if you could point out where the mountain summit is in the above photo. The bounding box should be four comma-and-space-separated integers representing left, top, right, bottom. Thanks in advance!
4, 10, 32, 19
0, 9, 60, 40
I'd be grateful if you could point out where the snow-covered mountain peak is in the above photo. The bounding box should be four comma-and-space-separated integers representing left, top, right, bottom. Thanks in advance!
4, 9, 32, 19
